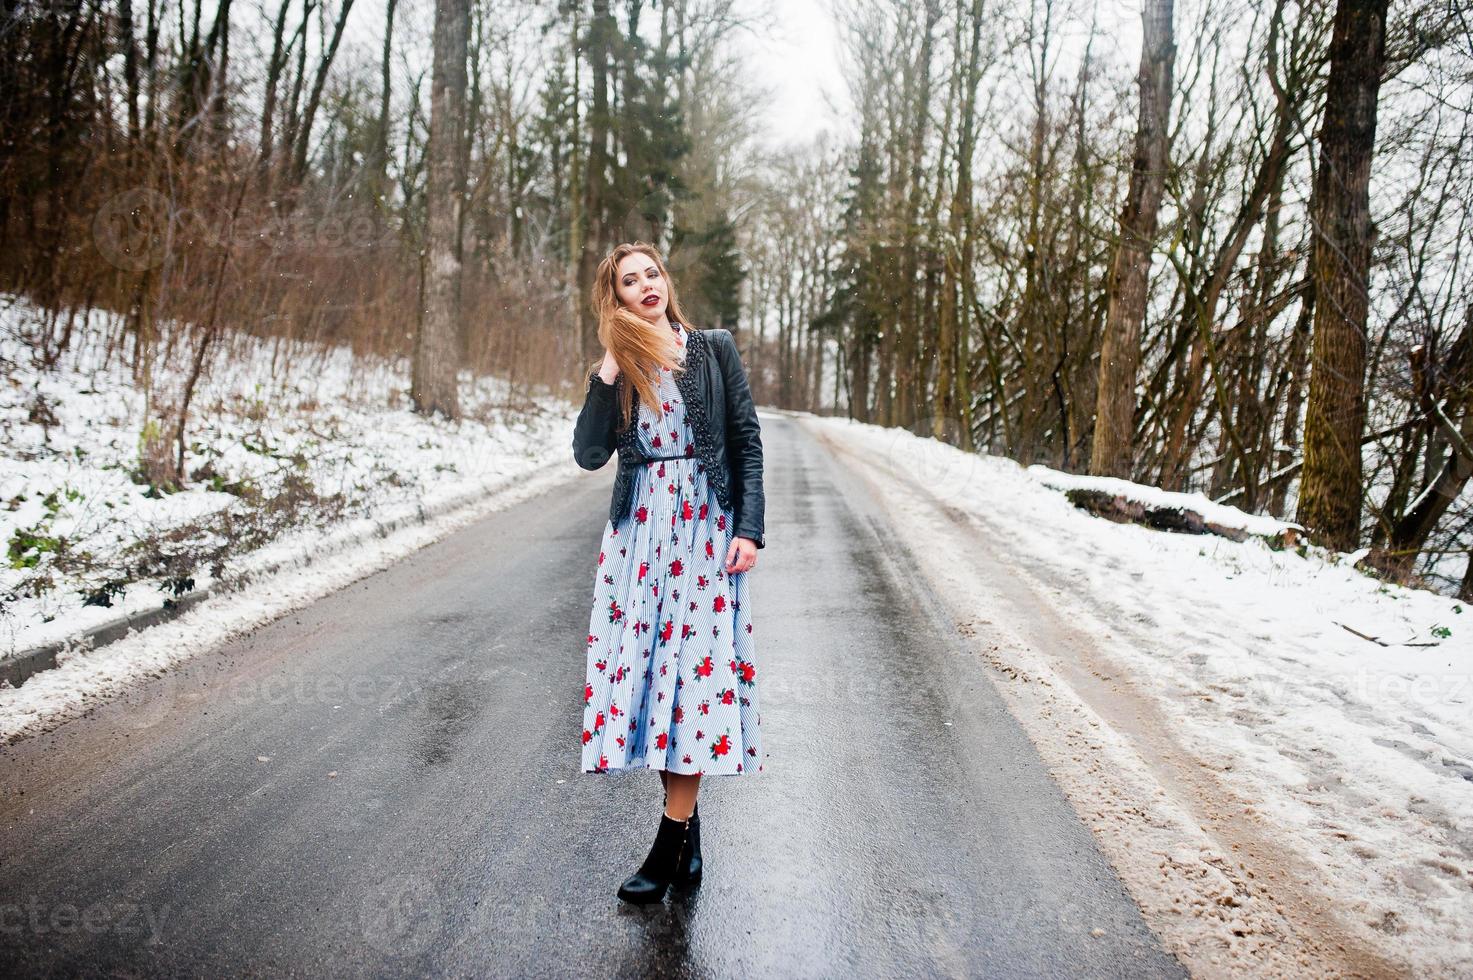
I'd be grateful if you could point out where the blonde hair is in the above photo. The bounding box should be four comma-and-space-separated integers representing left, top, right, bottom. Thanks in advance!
590, 241, 698, 432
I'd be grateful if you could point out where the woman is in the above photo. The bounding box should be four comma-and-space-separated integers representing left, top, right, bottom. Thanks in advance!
571, 241, 766, 905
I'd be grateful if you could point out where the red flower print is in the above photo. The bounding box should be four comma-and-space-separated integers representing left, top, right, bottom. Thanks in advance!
718, 688, 735, 705
584, 683, 593, 703
617, 736, 626, 748
599, 754, 608, 768
660, 617, 674, 643
697, 574, 709, 589
681, 499, 694, 522
606, 599, 623, 623
581, 729, 592, 744
694, 655, 713, 678
698, 699, 711, 715
594, 712, 605, 732
669, 558, 684, 577
738, 658, 756, 686
609, 702, 621, 718
636, 505, 648, 524
638, 561, 649, 583
710, 733, 731, 759
673, 705, 685, 723
586, 633, 598, 646
713, 595, 726, 613
652, 434, 662, 448
717, 514, 727, 531
695, 730, 705, 740
598, 551, 605, 566
595, 658, 607, 672
699, 502, 708, 520
747, 747, 757, 756
656, 732, 669, 750
705, 539, 714, 559
683, 754, 693, 765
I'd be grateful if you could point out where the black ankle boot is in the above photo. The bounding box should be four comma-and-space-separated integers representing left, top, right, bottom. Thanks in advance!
616, 813, 691, 904
662, 797, 703, 886
677, 803, 702, 885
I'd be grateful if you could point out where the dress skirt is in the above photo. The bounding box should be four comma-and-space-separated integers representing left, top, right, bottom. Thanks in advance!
579, 352, 764, 776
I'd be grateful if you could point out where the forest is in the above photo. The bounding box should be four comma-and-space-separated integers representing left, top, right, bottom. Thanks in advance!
2, 0, 1472, 596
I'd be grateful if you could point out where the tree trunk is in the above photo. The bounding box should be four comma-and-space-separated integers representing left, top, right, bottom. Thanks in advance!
578, 0, 613, 365
1296, 0, 1388, 551
1089, 0, 1174, 478
413, 0, 468, 419
370, 0, 399, 216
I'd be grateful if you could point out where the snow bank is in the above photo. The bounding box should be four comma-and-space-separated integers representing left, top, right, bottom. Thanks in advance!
0, 295, 583, 741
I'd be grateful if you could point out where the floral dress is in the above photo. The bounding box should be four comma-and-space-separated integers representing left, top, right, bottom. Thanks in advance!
580, 324, 764, 776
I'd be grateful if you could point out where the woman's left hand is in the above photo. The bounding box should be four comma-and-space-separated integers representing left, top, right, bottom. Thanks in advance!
724, 536, 758, 575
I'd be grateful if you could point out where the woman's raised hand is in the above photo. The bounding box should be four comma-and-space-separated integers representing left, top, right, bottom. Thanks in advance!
598, 349, 620, 384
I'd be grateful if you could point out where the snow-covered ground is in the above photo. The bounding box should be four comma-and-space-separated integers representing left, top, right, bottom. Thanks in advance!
0, 296, 582, 741
803, 412, 1473, 977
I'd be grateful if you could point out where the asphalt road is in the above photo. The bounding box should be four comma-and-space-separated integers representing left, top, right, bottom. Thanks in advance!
0, 411, 1185, 979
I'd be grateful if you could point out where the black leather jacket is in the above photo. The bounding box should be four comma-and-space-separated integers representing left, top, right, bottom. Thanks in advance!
571, 326, 766, 549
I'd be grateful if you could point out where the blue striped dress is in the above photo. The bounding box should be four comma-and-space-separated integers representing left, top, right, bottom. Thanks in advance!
580, 324, 764, 776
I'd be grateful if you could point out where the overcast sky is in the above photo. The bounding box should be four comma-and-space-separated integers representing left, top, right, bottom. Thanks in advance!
736, 0, 851, 152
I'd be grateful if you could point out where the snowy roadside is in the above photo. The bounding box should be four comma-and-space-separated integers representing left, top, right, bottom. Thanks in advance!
801, 412, 1473, 978
0, 297, 585, 743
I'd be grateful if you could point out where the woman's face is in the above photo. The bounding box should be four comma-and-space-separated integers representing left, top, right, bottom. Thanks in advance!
613, 253, 668, 322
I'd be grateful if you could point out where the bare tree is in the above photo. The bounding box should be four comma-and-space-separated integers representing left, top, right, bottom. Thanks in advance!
1296, 0, 1389, 550
1089, 0, 1175, 478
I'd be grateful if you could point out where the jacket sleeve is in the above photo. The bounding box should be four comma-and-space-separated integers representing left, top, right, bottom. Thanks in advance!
572, 369, 619, 470
716, 329, 766, 550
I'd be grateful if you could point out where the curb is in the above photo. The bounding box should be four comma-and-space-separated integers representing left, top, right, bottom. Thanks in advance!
0, 456, 574, 691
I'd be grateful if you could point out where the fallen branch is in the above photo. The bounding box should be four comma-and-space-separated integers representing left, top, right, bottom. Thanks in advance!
1063, 488, 1303, 548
